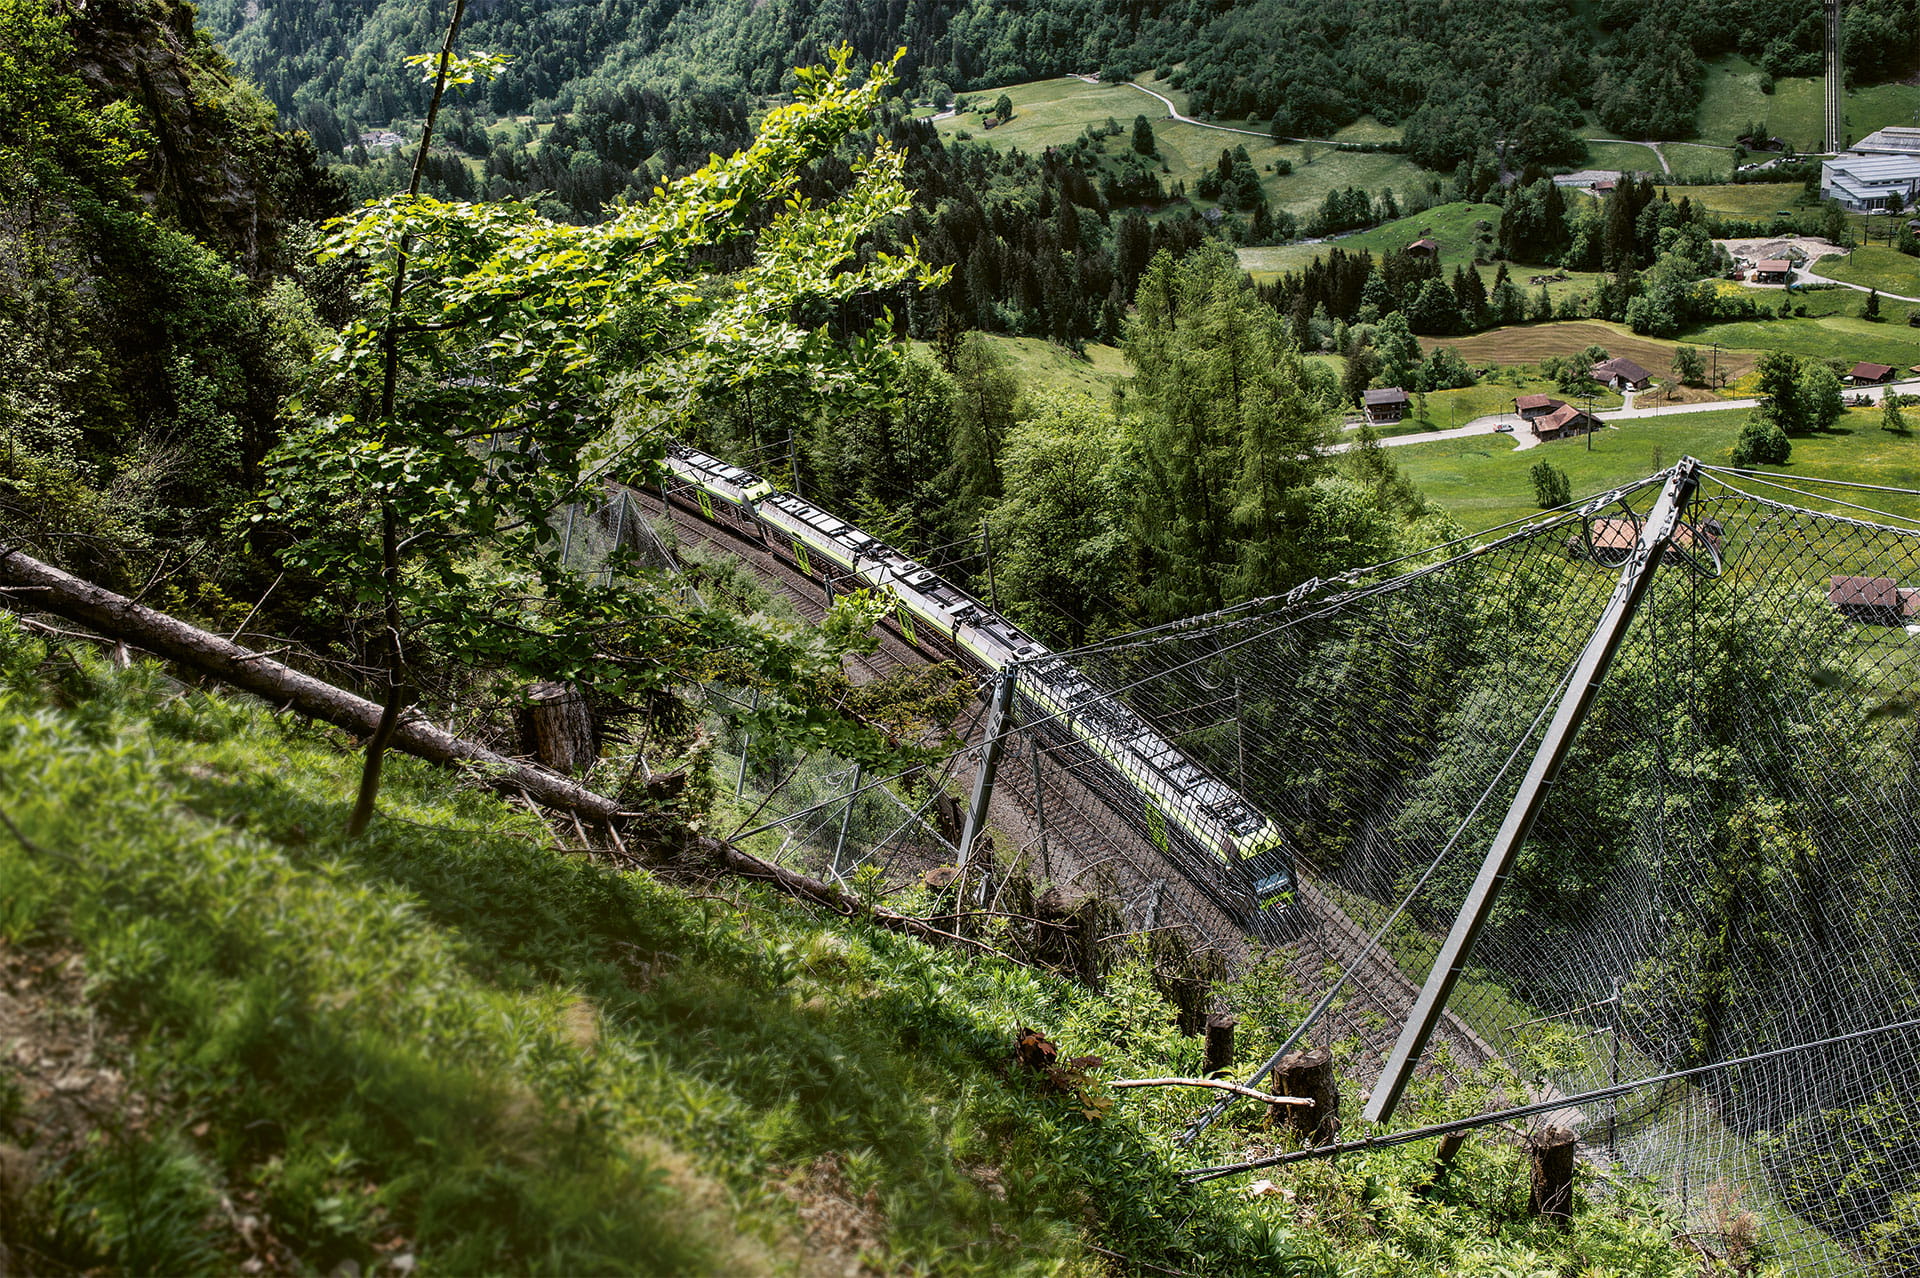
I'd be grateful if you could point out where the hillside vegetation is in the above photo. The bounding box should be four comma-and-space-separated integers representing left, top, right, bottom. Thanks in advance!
0, 621, 1723, 1275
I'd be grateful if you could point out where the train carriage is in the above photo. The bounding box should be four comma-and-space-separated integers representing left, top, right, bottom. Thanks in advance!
659, 443, 1297, 923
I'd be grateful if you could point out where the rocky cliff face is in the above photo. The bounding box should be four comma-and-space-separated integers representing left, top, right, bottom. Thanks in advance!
65, 0, 344, 274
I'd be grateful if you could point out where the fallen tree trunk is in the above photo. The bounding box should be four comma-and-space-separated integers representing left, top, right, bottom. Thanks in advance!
0, 543, 651, 823
0, 544, 976, 957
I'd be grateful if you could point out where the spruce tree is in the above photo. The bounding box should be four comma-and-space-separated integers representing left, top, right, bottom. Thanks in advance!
1122, 245, 1334, 619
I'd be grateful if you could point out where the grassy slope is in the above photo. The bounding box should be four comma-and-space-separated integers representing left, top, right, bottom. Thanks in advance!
1238, 202, 1501, 276
1422, 320, 1761, 384
0, 622, 1711, 1276
1680, 183, 1817, 219
1684, 286, 1920, 367
1396, 404, 1920, 531
1693, 59, 1920, 154
939, 77, 1433, 220
1820, 245, 1920, 296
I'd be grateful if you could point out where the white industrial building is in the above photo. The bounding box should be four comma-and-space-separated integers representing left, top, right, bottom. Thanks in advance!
1823, 152, 1920, 211
1851, 127, 1920, 157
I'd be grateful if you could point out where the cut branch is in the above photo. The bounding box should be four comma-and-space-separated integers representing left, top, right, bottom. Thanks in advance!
1109, 1078, 1313, 1106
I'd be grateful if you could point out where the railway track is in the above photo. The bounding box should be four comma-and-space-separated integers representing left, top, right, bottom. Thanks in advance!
624, 476, 1503, 1083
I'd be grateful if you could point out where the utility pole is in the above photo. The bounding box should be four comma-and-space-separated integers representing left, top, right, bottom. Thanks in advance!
1585, 391, 1596, 452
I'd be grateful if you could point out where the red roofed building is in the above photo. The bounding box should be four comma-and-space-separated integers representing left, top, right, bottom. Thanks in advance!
1406, 237, 1440, 257
1580, 516, 1722, 566
1532, 402, 1601, 440
1753, 259, 1793, 284
1830, 575, 1920, 625
1850, 361, 1897, 385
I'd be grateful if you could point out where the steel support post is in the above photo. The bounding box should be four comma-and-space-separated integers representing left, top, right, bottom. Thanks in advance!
956, 670, 1018, 899
830, 763, 863, 883
733, 688, 761, 800
1364, 459, 1702, 1124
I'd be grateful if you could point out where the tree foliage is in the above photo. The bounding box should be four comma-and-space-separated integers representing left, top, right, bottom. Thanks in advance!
262, 48, 943, 772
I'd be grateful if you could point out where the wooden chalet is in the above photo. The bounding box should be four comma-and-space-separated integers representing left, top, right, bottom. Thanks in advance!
1532, 402, 1600, 440
1590, 356, 1654, 391
1406, 237, 1440, 257
1514, 393, 1564, 422
1830, 575, 1920, 625
1753, 259, 1793, 284
1363, 387, 1411, 424
1850, 361, 1897, 385
1579, 516, 1721, 566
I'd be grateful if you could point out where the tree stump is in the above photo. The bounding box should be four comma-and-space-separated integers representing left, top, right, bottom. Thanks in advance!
1529, 1125, 1577, 1226
526, 682, 596, 773
1275, 1047, 1339, 1144
1203, 1015, 1237, 1078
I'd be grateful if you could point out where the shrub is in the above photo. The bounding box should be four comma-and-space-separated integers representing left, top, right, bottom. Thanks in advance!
1530, 460, 1571, 508
1731, 414, 1792, 466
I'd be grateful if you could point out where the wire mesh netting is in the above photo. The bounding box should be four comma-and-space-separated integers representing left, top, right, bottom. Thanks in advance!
581, 460, 1920, 1273
1000, 464, 1920, 1275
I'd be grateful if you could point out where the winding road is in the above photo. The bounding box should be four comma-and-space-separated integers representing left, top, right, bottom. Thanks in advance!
1331, 378, 1920, 454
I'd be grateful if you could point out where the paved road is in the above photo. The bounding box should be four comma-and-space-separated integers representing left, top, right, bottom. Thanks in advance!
1331, 378, 1920, 454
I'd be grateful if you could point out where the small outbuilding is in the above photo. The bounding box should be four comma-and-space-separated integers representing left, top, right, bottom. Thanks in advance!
1406, 237, 1440, 257
1590, 357, 1654, 392
1753, 259, 1793, 284
1830, 575, 1919, 625
1850, 361, 1897, 385
1363, 387, 1411, 424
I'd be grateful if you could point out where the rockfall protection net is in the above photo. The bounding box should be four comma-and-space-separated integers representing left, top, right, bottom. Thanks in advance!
1005, 464, 1920, 1276
588, 463, 1920, 1273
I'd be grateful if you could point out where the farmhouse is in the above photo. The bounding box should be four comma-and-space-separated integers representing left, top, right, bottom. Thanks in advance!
1406, 237, 1440, 257
1822, 152, 1920, 211
1363, 387, 1410, 424
1531, 402, 1600, 440
1850, 361, 1897, 385
1590, 356, 1654, 391
1752, 259, 1793, 284
1514, 393, 1563, 421
1829, 575, 1920, 626
1581, 516, 1721, 566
